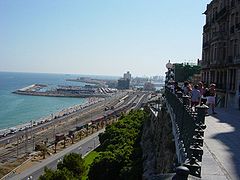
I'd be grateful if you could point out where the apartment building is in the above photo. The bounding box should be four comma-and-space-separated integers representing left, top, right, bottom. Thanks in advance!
202, 0, 240, 109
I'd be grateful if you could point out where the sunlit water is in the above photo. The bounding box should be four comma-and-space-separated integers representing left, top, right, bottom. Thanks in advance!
0, 72, 117, 129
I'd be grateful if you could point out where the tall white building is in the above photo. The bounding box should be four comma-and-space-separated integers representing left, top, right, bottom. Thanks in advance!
123, 71, 131, 80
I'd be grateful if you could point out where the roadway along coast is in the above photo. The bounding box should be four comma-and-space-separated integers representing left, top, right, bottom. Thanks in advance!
7, 129, 104, 180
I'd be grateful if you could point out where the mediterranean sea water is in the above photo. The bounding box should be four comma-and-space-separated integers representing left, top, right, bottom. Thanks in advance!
0, 72, 118, 130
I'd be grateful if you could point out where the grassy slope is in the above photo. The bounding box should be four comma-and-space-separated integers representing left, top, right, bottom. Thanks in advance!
82, 151, 99, 180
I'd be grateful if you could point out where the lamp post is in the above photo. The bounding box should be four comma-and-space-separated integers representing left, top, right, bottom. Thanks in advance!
165, 60, 174, 84
166, 60, 173, 69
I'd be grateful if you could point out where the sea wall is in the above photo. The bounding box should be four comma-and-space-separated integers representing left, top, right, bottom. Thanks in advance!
141, 103, 176, 179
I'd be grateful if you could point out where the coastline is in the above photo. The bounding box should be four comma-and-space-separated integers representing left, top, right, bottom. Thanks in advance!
0, 72, 119, 136
0, 97, 104, 136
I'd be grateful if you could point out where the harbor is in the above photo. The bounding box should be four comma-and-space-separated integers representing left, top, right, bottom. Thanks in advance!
13, 84, 117, 98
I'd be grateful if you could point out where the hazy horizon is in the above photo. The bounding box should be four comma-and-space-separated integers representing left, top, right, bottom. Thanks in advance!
0, 0, 212, 76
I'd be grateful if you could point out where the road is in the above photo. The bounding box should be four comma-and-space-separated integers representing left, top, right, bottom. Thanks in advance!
6, 129, 104, 180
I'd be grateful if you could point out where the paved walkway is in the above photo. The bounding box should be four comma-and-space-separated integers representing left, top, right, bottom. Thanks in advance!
201, 107, 240, 180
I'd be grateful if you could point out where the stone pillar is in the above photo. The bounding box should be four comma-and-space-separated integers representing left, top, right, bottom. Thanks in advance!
195, 105, 209, 124
182, 95, 190, 107
172, 166, 190, 180
176, 91, 183, 99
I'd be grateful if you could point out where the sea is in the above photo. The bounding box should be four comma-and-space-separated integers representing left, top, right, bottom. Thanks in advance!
0, 71, 118, 130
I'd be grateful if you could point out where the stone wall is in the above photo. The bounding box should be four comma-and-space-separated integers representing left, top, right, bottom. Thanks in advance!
142, 104, 176, 179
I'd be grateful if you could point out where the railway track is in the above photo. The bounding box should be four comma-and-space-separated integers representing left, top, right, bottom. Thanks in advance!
0, 91, 145, 163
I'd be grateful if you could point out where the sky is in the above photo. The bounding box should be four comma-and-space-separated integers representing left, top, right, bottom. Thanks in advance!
0, 0, 212, 77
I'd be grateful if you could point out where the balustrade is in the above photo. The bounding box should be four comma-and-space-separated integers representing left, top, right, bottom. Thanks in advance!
165, 87, 208, 177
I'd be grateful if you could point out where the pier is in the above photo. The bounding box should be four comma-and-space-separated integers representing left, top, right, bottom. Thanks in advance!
13, 84, 116, 98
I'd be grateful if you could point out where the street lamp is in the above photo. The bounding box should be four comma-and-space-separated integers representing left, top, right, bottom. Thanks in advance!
165, 60, 175, 83
166, 60, 173, 69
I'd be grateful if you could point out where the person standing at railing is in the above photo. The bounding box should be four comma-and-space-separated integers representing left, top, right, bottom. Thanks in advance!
174, 81, 183, 94
190, 85, 201, 111
198, 81, 207, 105
182, 81, 192, 95
206, 83, 217, 114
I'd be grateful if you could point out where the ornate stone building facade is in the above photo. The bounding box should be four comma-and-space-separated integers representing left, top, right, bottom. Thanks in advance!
202, 0, 240, 109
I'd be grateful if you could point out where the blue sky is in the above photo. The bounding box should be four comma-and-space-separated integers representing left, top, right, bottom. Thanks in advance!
0, 0, 211, 76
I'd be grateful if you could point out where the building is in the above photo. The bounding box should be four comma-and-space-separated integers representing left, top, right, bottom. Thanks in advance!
116, 71, 131, 90
117, 78, 130, 90
143, 82, 155, 91
202, 0, 240, 109
123, 71, 131, 80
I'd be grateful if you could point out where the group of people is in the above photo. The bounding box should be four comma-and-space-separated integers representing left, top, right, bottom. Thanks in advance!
173, 81, 217, 115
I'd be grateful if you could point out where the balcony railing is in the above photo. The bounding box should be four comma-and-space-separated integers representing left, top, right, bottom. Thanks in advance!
216, 7, 228, 21
236, 23, 240, 31
230, 25, 235, 34
212, 31, 226, 41
228, 56, 233, 64
203, 24, 209, 32
165, 87, 208, 177
234, 56, 240, 64
202, 41, 209, 48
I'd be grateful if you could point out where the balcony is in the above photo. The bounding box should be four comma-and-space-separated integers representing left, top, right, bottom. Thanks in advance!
203, 24, 209, 32
230, 25, 235, 34
201, 60, 210, 69
203, 41, 209, 49
216, 7, 228, 21
212, 31, 226, 41
228, 56, 233, 64
233, 56, 240, 65
235, 23, 240, 31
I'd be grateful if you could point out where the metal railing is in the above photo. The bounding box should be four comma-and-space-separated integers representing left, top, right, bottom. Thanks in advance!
165, 87, 208, 177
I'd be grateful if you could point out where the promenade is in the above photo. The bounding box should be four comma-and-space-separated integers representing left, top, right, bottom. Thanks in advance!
201, 107, 240, 180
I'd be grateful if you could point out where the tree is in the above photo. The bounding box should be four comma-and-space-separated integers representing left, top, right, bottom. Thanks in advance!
174, 63, 201, 82
88, 110, 146, 180
88, 151, 120, 180
39, 167, 77, 180
40, 153, 86, 180
35, 143, 48, 159
57, 153, 86, 178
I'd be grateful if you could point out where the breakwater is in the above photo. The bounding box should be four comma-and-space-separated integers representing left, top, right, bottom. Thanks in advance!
13, 84, 115, 98
13, 90, 109, 98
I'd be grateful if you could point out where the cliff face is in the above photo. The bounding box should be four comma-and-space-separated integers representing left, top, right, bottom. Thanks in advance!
142, 104, 176, 179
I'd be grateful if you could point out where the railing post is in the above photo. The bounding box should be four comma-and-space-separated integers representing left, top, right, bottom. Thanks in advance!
176, 91, 183, 99
184, 157, 201, 177
195, 105, 209, 124
182, 95, 190, 107
172, 166, 190, 180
